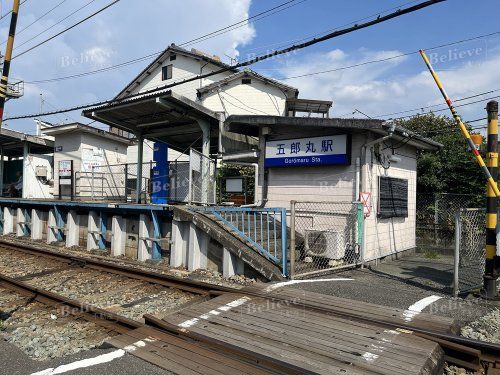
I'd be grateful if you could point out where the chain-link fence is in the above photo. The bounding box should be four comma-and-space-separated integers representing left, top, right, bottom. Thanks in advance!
290, 201, 363, 279
167, 161, 190, 203
189, 148, 216, 205
453, 208, 485, 295
416, 193, 479, 252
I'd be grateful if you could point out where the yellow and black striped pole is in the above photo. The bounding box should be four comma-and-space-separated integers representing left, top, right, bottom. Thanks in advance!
420, 49, 500, 198
0, 0, 20, 128
484, 101, 499, 298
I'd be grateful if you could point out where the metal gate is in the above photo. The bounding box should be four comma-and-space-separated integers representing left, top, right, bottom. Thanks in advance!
290, 201, 364, 279
188, 148, 216, 205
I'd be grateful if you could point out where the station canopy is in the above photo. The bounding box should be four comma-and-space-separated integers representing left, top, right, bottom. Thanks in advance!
0, 128, 53, 157
83, 90, 253, 155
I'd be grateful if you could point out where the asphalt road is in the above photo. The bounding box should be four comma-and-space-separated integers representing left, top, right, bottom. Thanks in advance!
0, 339, 167, 375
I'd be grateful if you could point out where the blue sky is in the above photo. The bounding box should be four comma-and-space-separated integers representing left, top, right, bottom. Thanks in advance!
1, 0, 499, 134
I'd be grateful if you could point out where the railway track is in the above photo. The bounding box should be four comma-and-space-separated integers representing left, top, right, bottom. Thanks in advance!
0, 238, 499, 374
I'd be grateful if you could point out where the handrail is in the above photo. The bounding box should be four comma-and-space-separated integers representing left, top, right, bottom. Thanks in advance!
192, 206, 288, 276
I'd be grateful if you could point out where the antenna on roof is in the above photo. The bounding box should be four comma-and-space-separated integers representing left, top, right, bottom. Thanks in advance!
224, 53, 238, 66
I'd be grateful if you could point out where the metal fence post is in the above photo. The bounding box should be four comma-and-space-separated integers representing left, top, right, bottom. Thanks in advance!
357, 202, 365, 268
290, 201, 296, 279
434, 192, 439, 245
91, 166, 95, 200
124, 163, 128, 202
281, 207, 287, 277
454, 209, 461, 297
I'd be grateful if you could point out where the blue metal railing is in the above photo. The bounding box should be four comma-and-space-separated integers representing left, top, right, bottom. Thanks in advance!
192, 206, 288, 276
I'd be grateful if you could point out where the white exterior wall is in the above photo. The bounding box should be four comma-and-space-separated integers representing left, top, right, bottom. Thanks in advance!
23, 154, 53, 199
362, 146, 417, 261
259, 132, 418, 261
53, 133, 82, 197
201, 79, 288, 116
53, 132, 128, 197
127, 140, 189, 164
128, 54, 232, 102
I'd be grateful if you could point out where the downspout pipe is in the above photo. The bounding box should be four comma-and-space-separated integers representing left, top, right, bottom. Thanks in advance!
242, 132, 269, 208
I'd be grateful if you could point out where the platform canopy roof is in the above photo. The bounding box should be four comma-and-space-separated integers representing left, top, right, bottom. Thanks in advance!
224, 115, 442, 151
0, 128, 54, 157
82, 90, 223, 154
286, 98, 333, 116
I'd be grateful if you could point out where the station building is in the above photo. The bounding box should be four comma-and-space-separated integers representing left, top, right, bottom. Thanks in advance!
0, 44, 442, 279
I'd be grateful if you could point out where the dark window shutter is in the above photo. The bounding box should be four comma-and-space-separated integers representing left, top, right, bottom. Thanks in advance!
378, 177, 408, 218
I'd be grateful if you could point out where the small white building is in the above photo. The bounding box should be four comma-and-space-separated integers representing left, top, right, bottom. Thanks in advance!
42, 123, 130, 199
83, 43, 442, 268
225, 116, 442, 264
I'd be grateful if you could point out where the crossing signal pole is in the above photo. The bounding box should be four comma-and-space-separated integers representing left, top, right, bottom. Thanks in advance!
0, 0, 20, 128
484, 101, 499, 299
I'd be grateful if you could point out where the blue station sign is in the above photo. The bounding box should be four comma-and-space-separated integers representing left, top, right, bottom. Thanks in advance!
265, 134, 350, 167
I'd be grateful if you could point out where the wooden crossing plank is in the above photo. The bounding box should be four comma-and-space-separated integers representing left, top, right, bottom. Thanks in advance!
242, 284, 458, 333
162, 293, 443, 375
106, 326, 276, 375
182, 296, 440, 368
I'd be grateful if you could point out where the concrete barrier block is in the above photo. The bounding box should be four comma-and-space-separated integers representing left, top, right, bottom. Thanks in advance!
188, 222, 208, 271
66, 210, 80, 248
111, 215, 127, 257
170, 219, 189, 268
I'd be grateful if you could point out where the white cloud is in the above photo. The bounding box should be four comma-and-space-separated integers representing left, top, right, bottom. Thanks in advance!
275, 46, 500, 120
3, 0, 255, 132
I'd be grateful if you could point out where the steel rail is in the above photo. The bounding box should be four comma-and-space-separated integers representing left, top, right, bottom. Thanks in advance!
0, 268, 298, 374
0, 271, 142, 333
0, 239, 234, 295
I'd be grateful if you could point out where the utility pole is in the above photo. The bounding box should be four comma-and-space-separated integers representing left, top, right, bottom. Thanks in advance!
0, 0, 20, 128
484, 100, 499, 299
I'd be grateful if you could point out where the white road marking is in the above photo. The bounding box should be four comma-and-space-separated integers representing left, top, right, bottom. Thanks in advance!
31, 349, 126, 375
178, 296, 251, 329
362, 352, 379, 362
264, 278, 354, 292
31, 339, 157, 375
404, 295, 443, 322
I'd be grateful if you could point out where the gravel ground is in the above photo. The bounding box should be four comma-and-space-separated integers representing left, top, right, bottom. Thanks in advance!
461, 308, 500, 344
0, 236, 256, 288
0, 238, 256, 362
0, 287, 117, 361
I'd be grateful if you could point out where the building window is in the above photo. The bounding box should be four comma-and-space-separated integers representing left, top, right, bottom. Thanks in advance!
170, 54, 176, 61
378, 177, 408, 218
242, 78, 251, 84
162, 64, 173, 80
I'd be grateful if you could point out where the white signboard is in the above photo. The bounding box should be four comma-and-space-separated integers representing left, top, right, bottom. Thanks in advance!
226, 178, 244, 193
58, 160, 72, 177
82, 148, 105, 172
265, 135, 349, 167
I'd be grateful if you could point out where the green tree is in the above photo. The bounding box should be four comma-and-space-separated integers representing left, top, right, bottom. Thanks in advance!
397, 113, 484, 206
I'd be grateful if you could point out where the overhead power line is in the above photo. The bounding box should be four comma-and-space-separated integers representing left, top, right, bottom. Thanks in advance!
1, 0, 70, 46
4, 0, 446, 121
0, 0, 28, 23
373, 88, 500, 119
13, 0, 120, 59
280, 30, 500, 80
13, 0, 98, 51
23, 0, 307, 85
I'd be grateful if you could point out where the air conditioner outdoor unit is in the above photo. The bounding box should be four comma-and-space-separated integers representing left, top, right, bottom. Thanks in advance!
304, 229, 346, 260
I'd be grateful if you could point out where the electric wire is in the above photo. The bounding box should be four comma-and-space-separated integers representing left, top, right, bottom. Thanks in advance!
13, 0, 120, 60
4, 0, 445, 121
1, 0, 70, 46
23, 0, 307, 85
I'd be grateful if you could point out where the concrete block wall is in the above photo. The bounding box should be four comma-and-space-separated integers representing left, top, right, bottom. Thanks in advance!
0, 205, 248, 278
